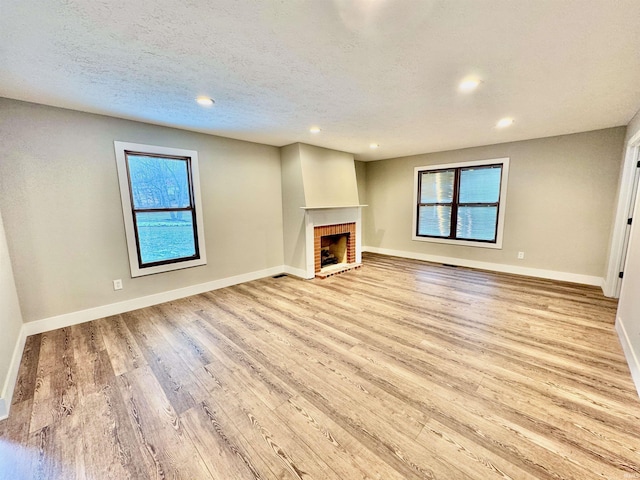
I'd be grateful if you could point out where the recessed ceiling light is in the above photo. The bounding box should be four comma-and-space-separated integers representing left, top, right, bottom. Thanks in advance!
370, 143, 379, 149
459, 79, 481, 92
309, 126, 321, 134
496, 117, 514, 128
196, 96, 214, 106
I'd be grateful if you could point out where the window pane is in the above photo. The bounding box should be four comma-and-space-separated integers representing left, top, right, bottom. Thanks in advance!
420, 170, 455, 203
418, 205, 451, 237
456, 206, 498, 241
135, 211, 196, 264
127, 155, 191, 209
459, 166, 501, 203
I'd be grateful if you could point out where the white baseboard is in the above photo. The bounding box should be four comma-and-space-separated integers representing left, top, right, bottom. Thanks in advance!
616, 317, 640, 398
23, 265, 285, 337
0, 265, 285, 419
0, 324, 27, 420
363, 246, 604, 287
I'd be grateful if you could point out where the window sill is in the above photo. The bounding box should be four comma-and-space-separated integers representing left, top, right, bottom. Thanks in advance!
412, 235, 503, 249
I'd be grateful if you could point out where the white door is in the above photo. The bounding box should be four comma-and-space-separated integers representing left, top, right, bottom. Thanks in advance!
616, 148, 640, 296
604, 131, 640, 298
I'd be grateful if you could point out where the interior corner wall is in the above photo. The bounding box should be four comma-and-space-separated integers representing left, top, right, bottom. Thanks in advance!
0, 98, 284, 324
354, 160, 368, 206
0, 207, 23, 415
363, 127, 626, 280
280, 143, 307, 273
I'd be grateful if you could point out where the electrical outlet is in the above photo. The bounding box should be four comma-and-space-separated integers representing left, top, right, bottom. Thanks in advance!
517, 251, 525, 260
113, 279, 123, 290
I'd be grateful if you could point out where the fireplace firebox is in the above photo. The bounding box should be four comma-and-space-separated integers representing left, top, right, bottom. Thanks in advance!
313, 222, 356, 274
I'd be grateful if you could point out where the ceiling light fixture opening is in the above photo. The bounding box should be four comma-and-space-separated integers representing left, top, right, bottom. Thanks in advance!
496, 117, 514, 128
459, 79, 481, 92
370, 143, 379, 149
196, 96, 214, 106
309, 126, 321, 134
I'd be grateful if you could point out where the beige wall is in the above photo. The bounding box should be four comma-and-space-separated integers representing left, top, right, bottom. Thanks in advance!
0, 98, 284, 323
280, 143, 307, 271
299, 143, 359, 207
363, 127, 625, 278
355, 160, 367, 206
0, 208, 23, 413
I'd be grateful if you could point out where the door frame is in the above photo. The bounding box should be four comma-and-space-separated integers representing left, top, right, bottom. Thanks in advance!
604, 130, 640, 297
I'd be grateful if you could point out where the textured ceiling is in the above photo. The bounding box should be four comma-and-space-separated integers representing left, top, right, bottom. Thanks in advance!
1, 0, 640, 161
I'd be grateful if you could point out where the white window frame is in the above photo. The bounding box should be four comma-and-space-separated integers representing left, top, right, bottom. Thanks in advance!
412, 157, 510, 249
114, 141, 207, 277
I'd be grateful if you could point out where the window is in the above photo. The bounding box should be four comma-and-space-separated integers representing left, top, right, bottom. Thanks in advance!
114, 141, 207, 277
413, 158, 509, 248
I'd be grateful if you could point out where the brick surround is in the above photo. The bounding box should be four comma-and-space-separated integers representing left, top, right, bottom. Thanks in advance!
314, 222, 356, 273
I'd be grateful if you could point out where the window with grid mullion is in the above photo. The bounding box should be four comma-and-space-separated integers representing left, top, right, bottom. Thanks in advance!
125, 152, 200, 268
415, 161, 505, 244
115, 141, 207, 277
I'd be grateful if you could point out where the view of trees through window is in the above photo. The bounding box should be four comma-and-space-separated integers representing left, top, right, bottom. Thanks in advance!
126, 154, 198, 266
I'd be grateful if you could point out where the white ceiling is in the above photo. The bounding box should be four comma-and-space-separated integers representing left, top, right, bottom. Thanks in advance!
1, 0, 640, 161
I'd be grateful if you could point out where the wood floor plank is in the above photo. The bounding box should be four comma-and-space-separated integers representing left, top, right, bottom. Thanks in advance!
188, 341, 331, 479
27, 408, 85, 480
188, 377, 300, 480
1, 252, 639, 479
415, 418, 540, 480
208, 367, 345, 480
193, 302, 430, 439
116, 365, 213, 479
275, 395, 409, 480
10, 335, 42, 406
181, 401, 269, 480
121, 309, 207, 415
192, 306, 469, 479
96, 315, 146, 376
79, 381, 154, 480
184, 325, 294, 411
147, 304, 216, 372
29, 328, 79, 435
71, 320, 105, 357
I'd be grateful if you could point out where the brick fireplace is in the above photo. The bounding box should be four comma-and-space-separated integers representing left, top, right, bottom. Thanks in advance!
314, 222, 356, 273
302, 206, 363, 279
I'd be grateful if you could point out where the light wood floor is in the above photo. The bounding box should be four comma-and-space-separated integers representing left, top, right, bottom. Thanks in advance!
1, 253, 639, 479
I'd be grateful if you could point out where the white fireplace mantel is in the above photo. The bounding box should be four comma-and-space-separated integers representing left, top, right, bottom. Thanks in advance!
303, 206, 365, 279
301, 205, 368, 210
